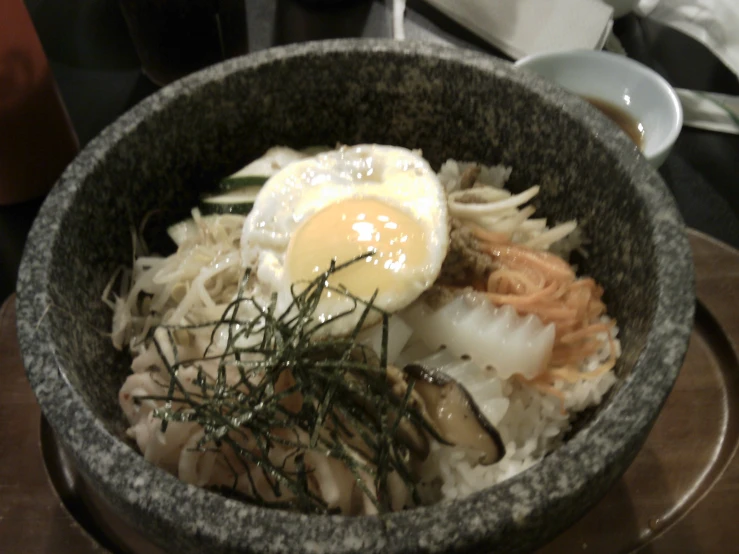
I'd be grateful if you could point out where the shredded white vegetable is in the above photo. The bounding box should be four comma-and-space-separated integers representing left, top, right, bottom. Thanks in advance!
439, 160, 580, 253
105, 209, 247, 353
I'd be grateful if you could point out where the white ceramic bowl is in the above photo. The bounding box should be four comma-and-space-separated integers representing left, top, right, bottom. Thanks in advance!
515, 50, 682, 167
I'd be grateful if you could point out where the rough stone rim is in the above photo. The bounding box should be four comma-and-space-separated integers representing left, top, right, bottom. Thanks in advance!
16, 39, 694, 553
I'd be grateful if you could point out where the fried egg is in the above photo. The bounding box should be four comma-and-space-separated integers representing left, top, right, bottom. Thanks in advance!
240, 144, 449, 336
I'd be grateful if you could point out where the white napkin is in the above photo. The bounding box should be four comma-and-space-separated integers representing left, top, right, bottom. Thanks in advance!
422, 0, 614, 59
676, 89, 739, 134
636, 0, 739, 78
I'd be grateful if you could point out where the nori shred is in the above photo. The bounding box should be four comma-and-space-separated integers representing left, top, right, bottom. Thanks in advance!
134, 253, 439, 514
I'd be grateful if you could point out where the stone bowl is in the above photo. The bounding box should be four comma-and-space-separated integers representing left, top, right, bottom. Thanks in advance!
514, 50, 683, 168
16, 39, 694, 554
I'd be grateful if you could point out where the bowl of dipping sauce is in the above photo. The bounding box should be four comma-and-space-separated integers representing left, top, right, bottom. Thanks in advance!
514, 50, 682, 167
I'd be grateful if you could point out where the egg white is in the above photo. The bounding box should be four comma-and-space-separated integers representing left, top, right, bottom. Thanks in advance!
240, 144, 449, 336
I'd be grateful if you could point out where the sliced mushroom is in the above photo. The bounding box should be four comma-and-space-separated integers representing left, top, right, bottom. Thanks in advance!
403, 363, 505, 465
385, 365, 430, 459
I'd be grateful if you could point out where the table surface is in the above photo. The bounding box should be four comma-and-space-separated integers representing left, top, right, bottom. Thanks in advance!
1, 0, 738, 303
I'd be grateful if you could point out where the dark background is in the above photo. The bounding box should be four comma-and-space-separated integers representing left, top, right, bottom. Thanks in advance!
2, 0, 738, 303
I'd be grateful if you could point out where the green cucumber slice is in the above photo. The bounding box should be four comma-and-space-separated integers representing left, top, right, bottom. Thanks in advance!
200, 184, 262, 215
217, 174, 269, 193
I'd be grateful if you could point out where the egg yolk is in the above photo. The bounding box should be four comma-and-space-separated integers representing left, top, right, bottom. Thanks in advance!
285, 198, 428, 301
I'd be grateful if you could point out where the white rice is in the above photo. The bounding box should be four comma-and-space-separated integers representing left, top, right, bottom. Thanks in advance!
418, 330, 619, 503
416, 162, 620, 503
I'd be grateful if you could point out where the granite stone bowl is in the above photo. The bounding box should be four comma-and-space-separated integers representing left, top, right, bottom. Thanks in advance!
16, 39, 694, 554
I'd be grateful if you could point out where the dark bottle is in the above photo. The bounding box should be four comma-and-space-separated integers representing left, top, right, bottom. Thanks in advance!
118, 0, 248, 86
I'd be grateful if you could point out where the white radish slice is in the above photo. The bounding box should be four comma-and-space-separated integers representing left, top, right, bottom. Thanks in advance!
357, 315, 413, 365
393, 336, 434, 368
403, 294, 555, 380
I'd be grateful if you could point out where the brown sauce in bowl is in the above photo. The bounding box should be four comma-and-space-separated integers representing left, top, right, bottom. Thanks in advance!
583, 96, 645, 149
